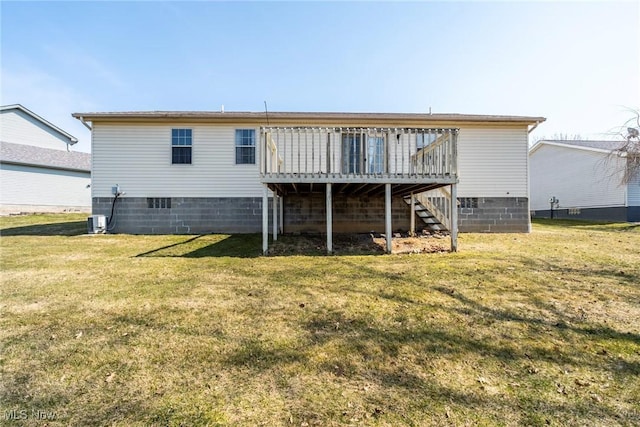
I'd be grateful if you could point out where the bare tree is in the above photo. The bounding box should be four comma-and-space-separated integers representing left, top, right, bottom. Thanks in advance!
611, 110, 640, 184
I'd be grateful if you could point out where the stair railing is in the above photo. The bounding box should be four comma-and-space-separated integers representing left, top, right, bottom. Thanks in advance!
263, 131, 283, 176
415, 187, 452, 230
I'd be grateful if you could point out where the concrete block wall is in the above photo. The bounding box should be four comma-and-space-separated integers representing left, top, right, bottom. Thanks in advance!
458, 197, 530, 232
93, 197, 271, 234
284, 194, 412, 233
92, 195, 532, 235
532, 206, 637, 222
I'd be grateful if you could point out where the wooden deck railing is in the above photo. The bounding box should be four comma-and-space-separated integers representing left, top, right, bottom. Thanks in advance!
261, 127, 457, 182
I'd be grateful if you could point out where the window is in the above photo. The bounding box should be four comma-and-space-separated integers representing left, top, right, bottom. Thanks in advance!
172, 129, 192, 164
235, 129, 255, 164
367, 136, 384, 174
459, 197, 478, 209
342, 133, 362, 174
416, 132, 438, 150
147, 197, 171, 209
342, 133, 385, 174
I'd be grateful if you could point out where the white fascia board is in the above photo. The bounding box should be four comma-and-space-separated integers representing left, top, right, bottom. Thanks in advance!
529, 141, 614, 156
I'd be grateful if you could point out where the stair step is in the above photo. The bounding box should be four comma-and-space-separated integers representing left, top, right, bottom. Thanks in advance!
422, 218, 441, 224
404, 195, 448, 231
416, 210, 435, 217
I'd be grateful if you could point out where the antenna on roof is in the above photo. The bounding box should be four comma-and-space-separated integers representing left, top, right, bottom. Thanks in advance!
429, 107, 432, 115
221, 104, 224, 113
264, 101, 270, 126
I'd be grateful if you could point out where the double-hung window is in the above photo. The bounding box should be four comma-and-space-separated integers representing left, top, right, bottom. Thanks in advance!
172, 128, 192, 164
235, 129, 255, 164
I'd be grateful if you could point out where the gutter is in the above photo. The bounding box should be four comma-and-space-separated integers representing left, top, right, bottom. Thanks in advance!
0, 159, 91, 174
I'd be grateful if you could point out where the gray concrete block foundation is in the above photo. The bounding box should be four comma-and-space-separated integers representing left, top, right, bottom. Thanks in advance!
93, 195, 531, 234
283, 194, 411, 233
532, 206, 639, 223
93, 197, 272, 234
458, 197, 530, 233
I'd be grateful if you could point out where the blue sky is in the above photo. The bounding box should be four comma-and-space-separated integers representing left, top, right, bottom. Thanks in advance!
1, 1, 638, 153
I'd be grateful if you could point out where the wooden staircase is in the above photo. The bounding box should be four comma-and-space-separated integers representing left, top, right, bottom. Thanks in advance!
403, 195, 447, 232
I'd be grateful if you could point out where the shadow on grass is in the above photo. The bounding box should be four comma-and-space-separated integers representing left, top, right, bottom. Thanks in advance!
136, 234, 387, 258
434, 286, 640, 349
0, 221, 86, 236
136, 234, 264, 258
517, 255, 640, 289
218, 297, 638, 423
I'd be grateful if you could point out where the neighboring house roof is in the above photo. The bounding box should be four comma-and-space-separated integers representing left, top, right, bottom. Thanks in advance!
73, 111, 545, 126
0, 141, 91, 172
529, 139, 627, 155
1, 104, 78, 144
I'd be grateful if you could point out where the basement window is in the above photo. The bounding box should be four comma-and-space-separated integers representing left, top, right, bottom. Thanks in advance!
147, 197, 172, 209
172, 129, 192, 164
459, 197, 478, 209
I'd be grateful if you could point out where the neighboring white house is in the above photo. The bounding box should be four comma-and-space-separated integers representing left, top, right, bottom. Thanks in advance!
0, 104, 91, 214
73, 111, 544, 251
529, 140, 640, 222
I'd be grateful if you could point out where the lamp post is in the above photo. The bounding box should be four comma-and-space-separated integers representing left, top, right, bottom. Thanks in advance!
549, 196, 559, 219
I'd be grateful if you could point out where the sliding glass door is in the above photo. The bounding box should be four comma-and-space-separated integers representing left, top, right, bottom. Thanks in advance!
342, 133, 385, 174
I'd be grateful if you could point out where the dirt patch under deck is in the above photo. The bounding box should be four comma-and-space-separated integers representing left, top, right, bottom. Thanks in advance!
269, 231, 451, 255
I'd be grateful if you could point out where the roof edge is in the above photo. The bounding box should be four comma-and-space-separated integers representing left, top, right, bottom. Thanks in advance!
72, 111, 546, 125
529, 140, 622, 155
1, 104, 78, 143
0, 159, 91, 173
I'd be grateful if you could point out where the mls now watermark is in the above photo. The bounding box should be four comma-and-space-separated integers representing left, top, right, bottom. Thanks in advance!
4, 409, 57, 421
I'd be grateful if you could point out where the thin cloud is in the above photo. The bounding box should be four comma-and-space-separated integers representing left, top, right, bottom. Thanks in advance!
41, 44, 125, 90
0, 65, 96, 152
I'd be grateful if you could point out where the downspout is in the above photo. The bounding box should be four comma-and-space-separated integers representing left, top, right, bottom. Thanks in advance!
526, 120, 543, 231
78, 116, 92, 131
527, 120, 542, 134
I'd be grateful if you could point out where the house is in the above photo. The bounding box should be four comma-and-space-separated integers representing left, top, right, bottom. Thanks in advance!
529, 140, 640, 222
1, 104, 91, 214
72, 111, 544, 252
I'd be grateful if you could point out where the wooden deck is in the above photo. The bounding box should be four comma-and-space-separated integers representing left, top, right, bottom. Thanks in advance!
261, 127, 457, 183
259, 126, 460, 254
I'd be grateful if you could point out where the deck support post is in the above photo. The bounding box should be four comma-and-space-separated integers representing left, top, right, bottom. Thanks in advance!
450, 184, 458, 252
262, 185, 269, 255
326, 183, 333, 254
272, 193, 278, 241
279, 195, 284, 234
385, 183, 392, 254
410, 192, 416, 236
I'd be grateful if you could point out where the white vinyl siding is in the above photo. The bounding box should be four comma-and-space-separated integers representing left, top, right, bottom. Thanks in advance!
456, 126, 529, 197
92, 122, 530, 199
0, 109, 73, 150
627, 168, 640, 206
0, 163, 91, 207
529, 144, 626, 211
91, 123, 264, 198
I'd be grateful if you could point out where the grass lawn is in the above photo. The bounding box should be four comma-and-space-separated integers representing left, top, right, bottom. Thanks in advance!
1, 214, 639, 426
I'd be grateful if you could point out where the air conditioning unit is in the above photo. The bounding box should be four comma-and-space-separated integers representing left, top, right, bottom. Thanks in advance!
87, 215, 106, 234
